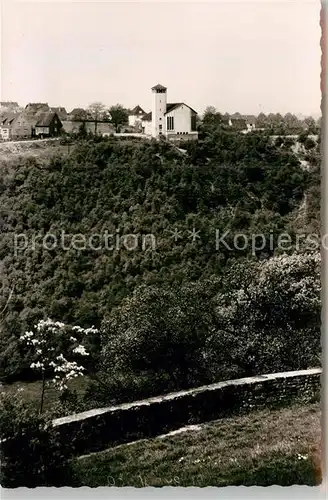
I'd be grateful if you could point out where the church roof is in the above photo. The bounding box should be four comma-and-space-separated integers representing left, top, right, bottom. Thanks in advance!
166, 103, 197, 114
141, 103, 197, 122
166, 103, 182, 113
151, 84, 167, 91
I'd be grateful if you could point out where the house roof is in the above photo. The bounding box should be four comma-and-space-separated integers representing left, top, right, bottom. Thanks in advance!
130, 105, 146, 115
0, 101, 19, 107
142, 112, 152, 121
69, 108, 91, 120
10, 111, 41, 128
0, 112, 18, 127
70, 108, 87, 114
35, 112, 60, 127
50, 107, 67, 114
220, 114, 255, 125
242, 114, 257, 123
151, 84, 167, 91
230, 118, 247, 129
25, 103, 49, 112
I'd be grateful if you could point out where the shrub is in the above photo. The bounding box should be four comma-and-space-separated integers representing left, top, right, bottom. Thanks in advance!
212, 252, 321, 376
101, 279, 221, 391
0, 391, 72, 487
304, 137, 316, 150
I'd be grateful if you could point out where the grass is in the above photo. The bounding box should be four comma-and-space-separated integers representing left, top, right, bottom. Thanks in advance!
1, 376, 90, 413
0, 139, 72, 162
70, 402, 321, 487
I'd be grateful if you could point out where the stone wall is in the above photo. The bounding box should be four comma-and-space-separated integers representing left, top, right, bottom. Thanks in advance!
52, 368, 321, 457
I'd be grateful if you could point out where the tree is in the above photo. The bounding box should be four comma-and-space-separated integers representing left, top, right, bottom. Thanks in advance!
303, 136, 316, 150
109, 104, 128, 132
77, 121, 87, 138
203, 106, 217, 118
19, 319, 96, 413
266, 113, 283, 129
213, 252, 320, 376
100, 279, 221, 389
302, 116, 317, 134
202, 106, 223, 129
283, 113, 302, 133
256, 112, 268, 128
0, 265, 14, 328
87, 102, 108, 135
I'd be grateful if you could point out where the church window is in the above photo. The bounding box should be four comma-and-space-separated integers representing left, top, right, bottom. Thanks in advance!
191, 115, 196, 131
167, 116, 174, 130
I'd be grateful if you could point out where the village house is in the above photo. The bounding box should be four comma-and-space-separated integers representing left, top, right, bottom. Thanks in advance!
229, 117, 248, 130
243, 115, 257, 131
11, 113, 35, 139
128, 105, 146, 127
141, 84, 198, 140
8, 103, 52, 139
219, 116, 255, 133
10, 105, 63, 139
34, 112, 63, 138
0, 112, 18, 140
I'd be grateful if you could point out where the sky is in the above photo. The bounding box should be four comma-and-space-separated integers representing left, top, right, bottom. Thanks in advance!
0, 0, 322, 116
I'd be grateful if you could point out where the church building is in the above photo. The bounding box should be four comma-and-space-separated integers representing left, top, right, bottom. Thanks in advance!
140, 84, 198, 140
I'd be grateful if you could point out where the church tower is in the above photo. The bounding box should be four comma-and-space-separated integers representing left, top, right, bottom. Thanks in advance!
151, 83, 167, 138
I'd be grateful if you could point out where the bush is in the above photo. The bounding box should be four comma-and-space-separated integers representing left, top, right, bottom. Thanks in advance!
304, 137, 316, 150
101, 279, 221, 391
82, 371, 177, 409
0, 391, 72, 487
212, 252, 321, 376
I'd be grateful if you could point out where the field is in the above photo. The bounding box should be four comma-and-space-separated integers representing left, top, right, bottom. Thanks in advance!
1, 377, 90, 413
70, 402, 321, 487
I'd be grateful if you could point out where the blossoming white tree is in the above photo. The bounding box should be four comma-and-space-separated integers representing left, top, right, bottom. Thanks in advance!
20, 319, 98, 413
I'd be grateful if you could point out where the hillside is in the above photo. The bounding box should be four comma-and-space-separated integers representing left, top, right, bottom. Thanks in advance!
0, 138, 68, 161
0, 130, 322, 488
71, 402, 321, 487
0, 131, 320, 393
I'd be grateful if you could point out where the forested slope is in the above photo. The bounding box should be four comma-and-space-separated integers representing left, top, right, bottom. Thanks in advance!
0, 131, 320, 384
